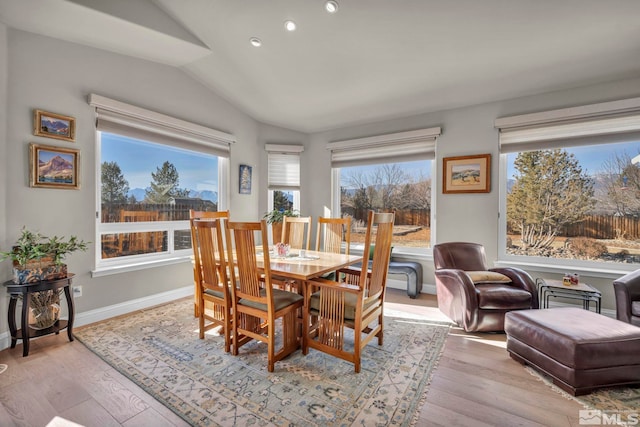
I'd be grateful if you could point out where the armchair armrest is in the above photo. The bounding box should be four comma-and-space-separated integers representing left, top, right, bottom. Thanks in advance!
434, 268, 480, 311
613, 269, 640, 323
490, 267, 538, 308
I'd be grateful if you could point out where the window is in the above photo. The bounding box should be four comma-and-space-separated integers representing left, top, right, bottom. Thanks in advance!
496, 97, 640, 270
329, 127, 440, 255
90, 95, 233, 273
266, 144, 303, 215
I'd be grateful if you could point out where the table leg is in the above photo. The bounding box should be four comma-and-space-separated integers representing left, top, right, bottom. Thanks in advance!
64, 284, 75, 342
8, 296, 17, 348
21, 293, 30, 357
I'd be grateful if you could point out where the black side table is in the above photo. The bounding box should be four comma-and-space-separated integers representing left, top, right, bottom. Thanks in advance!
4, 274, 75, 356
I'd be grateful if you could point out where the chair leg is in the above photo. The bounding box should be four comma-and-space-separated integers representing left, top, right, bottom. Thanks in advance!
268, 321, 275, 372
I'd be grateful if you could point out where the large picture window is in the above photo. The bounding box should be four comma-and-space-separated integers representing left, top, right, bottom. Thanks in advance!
497, 97, 640, 270
99, 132, 221, 261
338, 160, 432, 251
90, 95, 233, 273
329, 127, 440, 255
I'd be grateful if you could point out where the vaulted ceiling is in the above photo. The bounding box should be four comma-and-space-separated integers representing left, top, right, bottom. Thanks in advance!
2, 0, 640, 132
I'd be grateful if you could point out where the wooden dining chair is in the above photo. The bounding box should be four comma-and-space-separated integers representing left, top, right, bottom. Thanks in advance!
225, 219, 304, 372
303, 210, 394, 373
315, 216, 352, 281
191, 218, 233, 352
190, 210, 230, 317
281, 216, 312, 250
315, 216, 351, 254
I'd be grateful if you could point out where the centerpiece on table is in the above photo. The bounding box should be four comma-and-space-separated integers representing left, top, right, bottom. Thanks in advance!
1, 227, 88, 329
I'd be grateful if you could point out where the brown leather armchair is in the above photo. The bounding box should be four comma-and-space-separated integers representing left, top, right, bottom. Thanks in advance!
613, 269, 640, 326
433, 242, 538, 332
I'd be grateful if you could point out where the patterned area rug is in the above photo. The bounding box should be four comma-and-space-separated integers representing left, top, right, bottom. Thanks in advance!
74, 298, 450, 426
526, 367, 640, 412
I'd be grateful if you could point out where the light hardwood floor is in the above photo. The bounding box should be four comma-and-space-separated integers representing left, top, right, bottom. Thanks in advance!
0, 289, 582, 427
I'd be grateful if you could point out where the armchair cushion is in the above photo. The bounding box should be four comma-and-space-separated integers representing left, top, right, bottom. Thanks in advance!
467, 271, 511, 284
476, 284, 533, 309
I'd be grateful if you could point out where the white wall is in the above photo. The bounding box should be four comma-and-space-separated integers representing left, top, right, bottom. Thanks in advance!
305, 75, 640, 311
1, 29, 260, 325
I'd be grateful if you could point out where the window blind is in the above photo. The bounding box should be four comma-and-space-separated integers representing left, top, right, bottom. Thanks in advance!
496, 96, 640, 153
327, 127, 441, 167
266, 144, 304, 190
89, 94, 234, 157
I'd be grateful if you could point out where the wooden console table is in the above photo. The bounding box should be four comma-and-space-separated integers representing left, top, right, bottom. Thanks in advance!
4, 274, 75, 356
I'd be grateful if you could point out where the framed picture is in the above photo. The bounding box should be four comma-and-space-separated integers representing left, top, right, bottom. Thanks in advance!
29, 143, 80, 189
33, 109, 76, 142
239, 164, 252, 194
443, 154, 491, 194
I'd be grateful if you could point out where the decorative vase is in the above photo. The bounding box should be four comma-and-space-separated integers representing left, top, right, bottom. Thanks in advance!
28, 290, 61, 330
12, 258, 67, 284
271, 222, 283, 244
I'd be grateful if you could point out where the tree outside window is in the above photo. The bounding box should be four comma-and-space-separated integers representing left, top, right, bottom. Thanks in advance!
505, 142, 640, 264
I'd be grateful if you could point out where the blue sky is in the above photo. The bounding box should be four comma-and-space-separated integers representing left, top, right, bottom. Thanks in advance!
101, 133, 218, 191
506, 141, 640, 179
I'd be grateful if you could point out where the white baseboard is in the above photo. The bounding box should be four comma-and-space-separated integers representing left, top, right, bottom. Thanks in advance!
0, 286, 193, 351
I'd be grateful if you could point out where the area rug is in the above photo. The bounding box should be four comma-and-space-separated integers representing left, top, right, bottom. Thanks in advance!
526, 367, 640, 412
74, 298, 450, 427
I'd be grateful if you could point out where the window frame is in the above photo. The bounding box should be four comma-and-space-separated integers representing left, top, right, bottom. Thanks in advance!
90, 95, 232, 276
328, 127, 441, 257
496, 97, 640, 276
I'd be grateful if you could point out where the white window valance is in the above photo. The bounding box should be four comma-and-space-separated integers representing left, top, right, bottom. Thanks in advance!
495, 96, 640, 153
265, 144, 304, 190
327, 127, 441, 167
89, 94, 234, 157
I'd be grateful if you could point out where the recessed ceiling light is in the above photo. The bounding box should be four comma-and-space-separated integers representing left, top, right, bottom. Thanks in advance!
250, 37, 262, 47
284, 20, 296, 31
325, 1, 338, 13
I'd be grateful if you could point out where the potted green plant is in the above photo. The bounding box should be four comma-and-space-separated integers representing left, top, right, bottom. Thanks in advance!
263, 209, 299, 242
1, 227, 89, 284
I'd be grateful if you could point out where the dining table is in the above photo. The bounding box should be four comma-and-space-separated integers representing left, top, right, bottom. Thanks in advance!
258, 249, 361, 282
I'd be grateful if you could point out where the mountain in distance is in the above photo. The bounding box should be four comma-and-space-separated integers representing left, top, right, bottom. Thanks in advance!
127, 188, 217, 203
40, 119, 69, 135
189, 190, 218, 202
39, 155, 73, 177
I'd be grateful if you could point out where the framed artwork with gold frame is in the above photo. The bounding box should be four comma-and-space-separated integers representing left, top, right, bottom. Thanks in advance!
29, 143, 80, 190
33, 109, 76, 142
443, 154, 491, 194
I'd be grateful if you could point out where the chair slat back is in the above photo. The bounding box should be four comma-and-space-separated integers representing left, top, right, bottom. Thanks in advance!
282, 216, 312, 250
360, 211, 394, 298
315, 217, 351, 254
192, 219, 228, 294
226, 220, 273, 303
190, 210, 229, 283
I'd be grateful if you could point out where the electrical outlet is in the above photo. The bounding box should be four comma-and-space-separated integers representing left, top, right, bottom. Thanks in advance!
73, 286, 82, 298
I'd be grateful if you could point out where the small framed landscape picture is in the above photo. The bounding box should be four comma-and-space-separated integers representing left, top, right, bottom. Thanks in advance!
239, 164, 252, 194
29, 143, 80, 189
443, 154, 491, 194
33, 109, 76, 142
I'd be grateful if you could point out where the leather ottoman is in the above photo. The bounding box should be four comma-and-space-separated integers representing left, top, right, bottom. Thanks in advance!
505, 307, 640, 395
